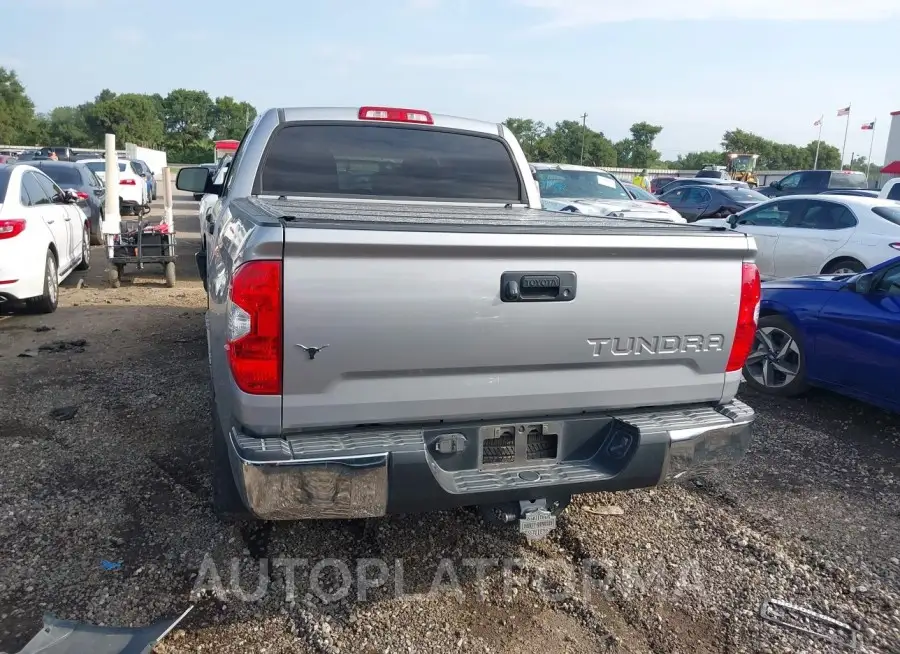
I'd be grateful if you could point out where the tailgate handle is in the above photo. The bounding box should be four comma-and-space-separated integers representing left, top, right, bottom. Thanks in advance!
500, 271, 576, 302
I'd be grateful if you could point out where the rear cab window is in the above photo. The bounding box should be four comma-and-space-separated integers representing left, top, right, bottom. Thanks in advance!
85, 161, 128, 174
828, 171, 868, 190
257, 123, 523, 203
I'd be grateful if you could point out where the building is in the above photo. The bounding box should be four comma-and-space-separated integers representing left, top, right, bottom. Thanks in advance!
881, 110, 900, 185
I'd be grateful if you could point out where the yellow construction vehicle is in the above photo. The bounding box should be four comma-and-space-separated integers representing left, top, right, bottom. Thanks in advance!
725, 153, 760, 187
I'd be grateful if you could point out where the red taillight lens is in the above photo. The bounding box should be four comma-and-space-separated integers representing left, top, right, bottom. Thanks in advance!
649, 201, 669, 206
0, 219, 26, 240
75, 191, 89, 200
120, 178, 136, 185
358, 106, 433, 124
226, 260, 282, 395
726, 263, 761, 372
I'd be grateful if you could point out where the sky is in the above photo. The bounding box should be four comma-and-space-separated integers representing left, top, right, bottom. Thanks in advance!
1, 0, 899, 162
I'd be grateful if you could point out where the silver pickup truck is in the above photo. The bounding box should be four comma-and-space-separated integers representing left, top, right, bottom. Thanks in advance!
176, 106, 760, 539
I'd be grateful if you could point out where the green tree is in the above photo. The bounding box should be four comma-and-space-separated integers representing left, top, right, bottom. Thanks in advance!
665, 150, 723, 170
163, 89, 215, 162
616, 121, 663, 168
46, 105, 93, 146
0, 67, 37, 144
503, 117, 549, 161
213, 96, 257, 140
87, 93, 165, 147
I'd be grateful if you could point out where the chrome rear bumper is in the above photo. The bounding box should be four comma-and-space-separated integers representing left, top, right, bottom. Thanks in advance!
228, 400, 755, 520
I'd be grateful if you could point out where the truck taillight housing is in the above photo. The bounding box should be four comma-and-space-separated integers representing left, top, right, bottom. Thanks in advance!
726, 262, 761, 372
226, 260, 282, 395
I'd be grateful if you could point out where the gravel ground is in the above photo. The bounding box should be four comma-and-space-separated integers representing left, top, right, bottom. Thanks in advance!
0, 192, 898, 653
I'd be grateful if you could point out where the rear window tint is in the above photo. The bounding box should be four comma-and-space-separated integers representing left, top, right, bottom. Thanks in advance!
85, 161, 127, 173
259, 123, 522, 202
828, 171, 868, 189
872, 206, 900, 226
887, 184, 900, 201
39, 165, 81, 185
0, 167, 10, 203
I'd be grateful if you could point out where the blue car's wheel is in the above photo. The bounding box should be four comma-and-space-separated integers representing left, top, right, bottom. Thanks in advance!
743, 315, 809, 397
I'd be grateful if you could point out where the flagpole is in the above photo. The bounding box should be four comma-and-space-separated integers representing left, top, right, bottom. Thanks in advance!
866, 120, 876, 182
813, 117, 823, 170
840, 104, 851, 168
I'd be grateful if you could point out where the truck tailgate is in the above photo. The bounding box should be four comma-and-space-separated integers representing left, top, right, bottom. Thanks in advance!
268, 199, 754, 430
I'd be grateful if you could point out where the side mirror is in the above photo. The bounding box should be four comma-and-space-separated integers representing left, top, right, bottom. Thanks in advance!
727, 214, 739, 228
852, 272, 874, 294
769, 180, 778, 188
176, 166, 213, 194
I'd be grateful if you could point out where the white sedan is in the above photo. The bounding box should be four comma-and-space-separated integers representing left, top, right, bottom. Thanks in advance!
81, 158, 148, 215
534, 163, 686, 223
0, 164, 91, 313
198, 161, 229, 249
695, 195, 900, 278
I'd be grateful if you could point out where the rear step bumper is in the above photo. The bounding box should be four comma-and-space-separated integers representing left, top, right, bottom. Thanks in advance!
228, 400, 755, 520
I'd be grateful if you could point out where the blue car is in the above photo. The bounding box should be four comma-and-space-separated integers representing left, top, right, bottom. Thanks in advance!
743, 256, 900, 412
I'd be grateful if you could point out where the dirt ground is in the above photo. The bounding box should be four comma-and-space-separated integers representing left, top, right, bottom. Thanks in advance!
0, 192, 898, 653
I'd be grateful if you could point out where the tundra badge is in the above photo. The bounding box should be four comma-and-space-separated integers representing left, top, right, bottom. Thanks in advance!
296, 343, 330, 360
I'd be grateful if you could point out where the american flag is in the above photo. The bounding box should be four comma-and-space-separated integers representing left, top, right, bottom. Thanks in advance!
837, 105, 851, 117
814, 116, 823, 126
861, 121, 875, 130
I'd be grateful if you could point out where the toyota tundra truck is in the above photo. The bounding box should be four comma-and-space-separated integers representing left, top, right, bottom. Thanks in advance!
176, 105, 760, 539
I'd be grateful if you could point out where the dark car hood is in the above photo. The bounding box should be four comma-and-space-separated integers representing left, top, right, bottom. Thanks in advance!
762, 274, 851, 291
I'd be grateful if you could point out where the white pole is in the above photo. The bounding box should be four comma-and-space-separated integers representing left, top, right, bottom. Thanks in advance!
163, 167, 174, 232
813, 118, 823, 170
102, 134, 121, 259
866, 121, 876, 183
840, 106, 851, 168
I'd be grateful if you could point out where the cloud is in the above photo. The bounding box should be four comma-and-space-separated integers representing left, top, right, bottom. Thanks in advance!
396, 53, 490, 70
516, 0, 900, 29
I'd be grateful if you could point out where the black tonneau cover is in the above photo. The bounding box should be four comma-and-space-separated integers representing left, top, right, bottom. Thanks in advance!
237, 197, 735, 235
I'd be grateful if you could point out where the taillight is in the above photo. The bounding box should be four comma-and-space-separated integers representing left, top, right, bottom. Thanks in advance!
226, 260, 282, 395
649, 201, 669, 206
120, 178, 136, 186
75, 191, 89, 200
0, 219, 26, 240
358, 106, 433, 124
726, 263, 761, 372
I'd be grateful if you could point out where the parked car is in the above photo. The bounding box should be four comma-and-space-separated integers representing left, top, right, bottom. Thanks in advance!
194, 163, 219, 200
819, 189, 881, 198
131, 159, 157, 201
659, 185, 767, 222
695, 195, 900, 277
757, 170, 869, 198
649, 176, 677, 194
173, 105, 758, 533
19, 160, 106, 244
657, 177, 748, 195
535, 163, 687, 222
0, 164, 91, 313
695, 169, 731, 180
877, 178, 900, 201
16, 151, 40, 162
80, 158, 149, 215
743, 256, 900, 413
198, 160, 229, 248
621, 182, 685, 222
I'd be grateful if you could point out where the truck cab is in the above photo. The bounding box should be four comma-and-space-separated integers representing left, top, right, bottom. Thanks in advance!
760, 170, 869, 198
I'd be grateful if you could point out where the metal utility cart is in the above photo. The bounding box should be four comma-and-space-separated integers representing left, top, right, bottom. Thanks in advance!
106, 218, 177, 288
